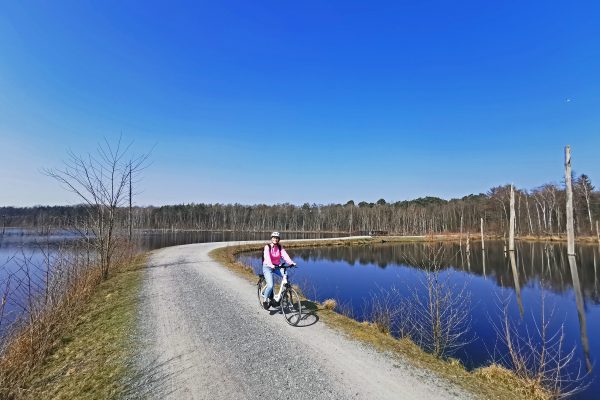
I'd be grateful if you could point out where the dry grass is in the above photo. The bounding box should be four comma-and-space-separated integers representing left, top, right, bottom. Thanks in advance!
299, 299, 547, 399
209, 238, 553, 400
322, 299, 337, 310
517, 234, 598, 243
476, 364, 551, 400
21, 257, 145, 399
0, 241, 144, 399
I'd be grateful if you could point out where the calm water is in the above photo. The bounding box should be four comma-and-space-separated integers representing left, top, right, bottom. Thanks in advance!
0, 228, 345, 336
3, 229, 598, 398
240, 241, 600, 400
0, 229, 345, 308
0, 228, 82, 280
0, 228, 345, 270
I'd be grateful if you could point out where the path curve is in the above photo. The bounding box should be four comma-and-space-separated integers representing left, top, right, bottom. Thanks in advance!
133, 240, 472, 400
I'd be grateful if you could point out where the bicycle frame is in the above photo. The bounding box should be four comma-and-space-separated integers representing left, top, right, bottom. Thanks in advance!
271, 266, 291, 303
257, 264, 302, 326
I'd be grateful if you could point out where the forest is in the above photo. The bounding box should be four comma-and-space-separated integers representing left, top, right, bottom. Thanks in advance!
2, 175, 598, 237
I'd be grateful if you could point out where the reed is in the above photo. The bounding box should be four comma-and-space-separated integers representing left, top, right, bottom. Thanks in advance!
0, 238, 140, 399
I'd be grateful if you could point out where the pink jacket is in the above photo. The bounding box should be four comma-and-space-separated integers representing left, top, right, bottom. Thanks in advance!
263, 244, 294, 267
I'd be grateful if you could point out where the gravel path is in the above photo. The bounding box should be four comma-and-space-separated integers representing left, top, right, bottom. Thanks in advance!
132, 241, 473, 400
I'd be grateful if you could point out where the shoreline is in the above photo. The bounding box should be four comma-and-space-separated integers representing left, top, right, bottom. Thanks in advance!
3, 226, 599, 246
209, 237, 553, 399
3, 226, 598, 243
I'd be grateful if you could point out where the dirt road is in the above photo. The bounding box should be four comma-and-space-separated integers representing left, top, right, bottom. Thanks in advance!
133, 241, 472, 400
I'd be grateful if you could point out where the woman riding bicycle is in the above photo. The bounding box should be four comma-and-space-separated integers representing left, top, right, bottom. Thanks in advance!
261, 231, 296, 308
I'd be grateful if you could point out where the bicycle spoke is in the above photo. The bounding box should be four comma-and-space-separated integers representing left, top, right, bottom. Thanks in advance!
281, 287, 302, 326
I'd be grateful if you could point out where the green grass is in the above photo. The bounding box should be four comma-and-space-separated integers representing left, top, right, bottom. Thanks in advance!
22, 259, 146, 400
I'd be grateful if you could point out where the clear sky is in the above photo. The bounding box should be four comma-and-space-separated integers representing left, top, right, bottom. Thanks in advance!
1, 1, 599, 207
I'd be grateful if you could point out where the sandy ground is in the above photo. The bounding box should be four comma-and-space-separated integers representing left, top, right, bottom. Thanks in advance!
132, 240, 473, 400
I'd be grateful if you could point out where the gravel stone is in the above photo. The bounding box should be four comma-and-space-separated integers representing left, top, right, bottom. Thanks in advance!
130, 241, 473, 400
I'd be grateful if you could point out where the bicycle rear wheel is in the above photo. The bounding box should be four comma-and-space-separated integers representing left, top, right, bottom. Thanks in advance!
280, 287, 302, 326
257, 277, 269, 309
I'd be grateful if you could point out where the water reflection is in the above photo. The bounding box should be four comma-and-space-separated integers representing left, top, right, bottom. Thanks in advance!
569, 254, 592, 372
283, 241, 600, 304
0, 228, 346, 335
466, 250, 471, 271
238, 240, 600, 400
594, 251, 599, 298
482, 249, 486, 277
509, 251, 524, 317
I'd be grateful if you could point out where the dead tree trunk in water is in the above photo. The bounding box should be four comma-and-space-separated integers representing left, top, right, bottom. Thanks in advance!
459, 210, 463, 248
480, 218, 485, 250
509, 184, 516, 251
565, 146, 575, 256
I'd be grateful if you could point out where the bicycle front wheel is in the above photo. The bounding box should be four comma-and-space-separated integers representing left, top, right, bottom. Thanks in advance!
280, 287, 302, 326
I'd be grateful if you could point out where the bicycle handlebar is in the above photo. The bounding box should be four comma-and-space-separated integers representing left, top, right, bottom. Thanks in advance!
271, 264, 297, 269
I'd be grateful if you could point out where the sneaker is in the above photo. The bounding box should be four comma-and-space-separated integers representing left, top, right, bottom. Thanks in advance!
262, 298, 270, 309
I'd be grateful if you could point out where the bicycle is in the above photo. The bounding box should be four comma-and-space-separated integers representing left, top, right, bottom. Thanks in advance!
256, 264, 303, 326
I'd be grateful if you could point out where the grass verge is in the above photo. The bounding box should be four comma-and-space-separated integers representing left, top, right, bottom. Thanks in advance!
17, 256, 147, 400
210, 238, 551, 400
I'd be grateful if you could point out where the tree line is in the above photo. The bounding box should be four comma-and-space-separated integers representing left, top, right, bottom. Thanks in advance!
2, 174, 598, 237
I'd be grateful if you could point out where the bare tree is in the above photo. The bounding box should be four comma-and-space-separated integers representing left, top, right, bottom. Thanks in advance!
492, 292, 588, 399
406, 247, 473, 358
575, 174, 594, 234
488, 185, 511, 233
44, 138, 149, 280
4, 167, 597, 238
367, 285, 413, 338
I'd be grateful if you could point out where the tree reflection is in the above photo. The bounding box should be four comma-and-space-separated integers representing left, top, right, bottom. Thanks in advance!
568, 254, 593, 372
292, 241, 600, 304
509, 250, 524, 317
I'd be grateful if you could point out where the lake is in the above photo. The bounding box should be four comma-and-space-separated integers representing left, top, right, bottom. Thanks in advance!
2, 229, 598, 398
239, 240, 600, 400
0, 228, 345, 272
0, 228, 345, 328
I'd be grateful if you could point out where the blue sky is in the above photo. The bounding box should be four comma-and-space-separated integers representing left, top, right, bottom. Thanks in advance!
1, 1, 599, 206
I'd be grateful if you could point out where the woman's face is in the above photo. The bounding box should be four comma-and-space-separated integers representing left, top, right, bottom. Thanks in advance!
271, 236, 280, 244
